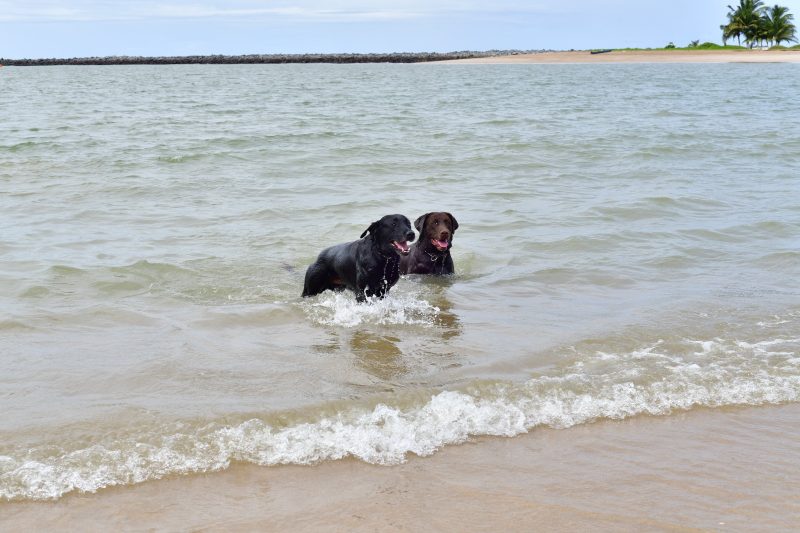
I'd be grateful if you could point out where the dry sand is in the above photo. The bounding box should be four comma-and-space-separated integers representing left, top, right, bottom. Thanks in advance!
4, 403, 800, 532
442, 49, 800, 64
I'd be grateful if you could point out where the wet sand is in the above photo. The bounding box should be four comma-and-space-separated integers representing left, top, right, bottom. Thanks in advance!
442, 49, 800, 64
5, 403, 800, 532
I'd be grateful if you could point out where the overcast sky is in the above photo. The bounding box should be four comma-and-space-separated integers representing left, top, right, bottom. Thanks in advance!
2, 1, 799, 58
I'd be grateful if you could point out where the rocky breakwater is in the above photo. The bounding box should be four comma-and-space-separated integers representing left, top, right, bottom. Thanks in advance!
0, 51, 545, 66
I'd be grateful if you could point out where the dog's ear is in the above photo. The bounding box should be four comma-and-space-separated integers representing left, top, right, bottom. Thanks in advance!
445, 213, 459, 232
414, 213, 429, 233
360, 221, 379, 238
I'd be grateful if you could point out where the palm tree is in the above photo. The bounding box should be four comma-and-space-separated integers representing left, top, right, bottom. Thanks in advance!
757, 12, 771, 46
726, 0, 767, 47
762, 5, 798, 46
724, 2, 751, 45
721, 18, 741, 45
743, 0, 767, 47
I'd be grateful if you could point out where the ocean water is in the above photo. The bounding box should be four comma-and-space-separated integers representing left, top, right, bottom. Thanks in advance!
1, 63, 799, 502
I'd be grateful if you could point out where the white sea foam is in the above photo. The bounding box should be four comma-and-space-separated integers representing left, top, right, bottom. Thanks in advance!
302, 291, 440, 327
2, 334, 799, 501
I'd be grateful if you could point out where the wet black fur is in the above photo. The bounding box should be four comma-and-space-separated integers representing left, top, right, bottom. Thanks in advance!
302, 214, 414, 302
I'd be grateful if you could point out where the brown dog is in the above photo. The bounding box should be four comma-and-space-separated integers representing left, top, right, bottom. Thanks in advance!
399, 212, 458, 275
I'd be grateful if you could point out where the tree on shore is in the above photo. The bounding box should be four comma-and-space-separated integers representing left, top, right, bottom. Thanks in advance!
727, 0, 765, 47
761, 5, 798, 46
722, 1, 797, 47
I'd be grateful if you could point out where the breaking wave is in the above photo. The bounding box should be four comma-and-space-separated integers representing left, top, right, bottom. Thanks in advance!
2, 335, 798, 501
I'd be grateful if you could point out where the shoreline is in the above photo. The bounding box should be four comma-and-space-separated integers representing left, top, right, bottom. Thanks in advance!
5, 403, 800, 531
3, 49, 800, 66
441, 49, 800, 64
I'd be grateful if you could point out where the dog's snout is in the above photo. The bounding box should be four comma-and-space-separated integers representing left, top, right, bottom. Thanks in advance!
406, 231, 415, 242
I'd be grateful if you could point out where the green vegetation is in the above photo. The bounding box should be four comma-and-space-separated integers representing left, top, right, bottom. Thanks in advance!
614, 43, 745, 51
694, 42, 745, 49
721, 1, 797, 47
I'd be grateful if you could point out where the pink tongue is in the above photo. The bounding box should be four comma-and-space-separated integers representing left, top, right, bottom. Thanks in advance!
394, 241, 409, 252
433, 239, 449, 249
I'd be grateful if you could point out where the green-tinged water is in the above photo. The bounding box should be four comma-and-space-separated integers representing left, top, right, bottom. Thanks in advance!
1, 63, 799, 500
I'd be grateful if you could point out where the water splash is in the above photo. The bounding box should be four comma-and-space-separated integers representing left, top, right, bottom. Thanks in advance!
301, 291, 440, 328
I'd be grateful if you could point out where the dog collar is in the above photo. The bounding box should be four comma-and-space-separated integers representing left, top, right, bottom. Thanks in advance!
426, 250, 448, 262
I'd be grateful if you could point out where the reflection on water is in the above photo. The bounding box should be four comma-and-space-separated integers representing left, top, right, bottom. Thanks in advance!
305, 281, 463, 381
428, 292, 461, 340
310, 335, 340, 355
404, 275, 462, 339
350, 330, 405, 380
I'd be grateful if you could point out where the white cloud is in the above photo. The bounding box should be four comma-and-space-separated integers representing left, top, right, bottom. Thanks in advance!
0, 0, 557, 22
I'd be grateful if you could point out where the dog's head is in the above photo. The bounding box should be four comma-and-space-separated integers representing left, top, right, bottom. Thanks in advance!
414, 212, 458, 252
361, 214, 415, 256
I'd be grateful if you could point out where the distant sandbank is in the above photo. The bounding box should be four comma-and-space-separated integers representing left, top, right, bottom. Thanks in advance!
442, 49, 800, 64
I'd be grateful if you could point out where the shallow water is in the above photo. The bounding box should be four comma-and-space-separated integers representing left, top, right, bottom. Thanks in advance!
1, 63, 799, 501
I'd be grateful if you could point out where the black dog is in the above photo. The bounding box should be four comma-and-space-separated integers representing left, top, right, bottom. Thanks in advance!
302, 214, 415, 302
399, 212, 458, 275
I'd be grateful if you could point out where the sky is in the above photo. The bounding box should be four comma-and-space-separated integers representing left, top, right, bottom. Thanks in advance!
2, 1, 800, 58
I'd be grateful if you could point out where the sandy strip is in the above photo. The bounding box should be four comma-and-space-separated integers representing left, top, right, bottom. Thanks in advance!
441, 49, 800, 64
5, 403, 800, 531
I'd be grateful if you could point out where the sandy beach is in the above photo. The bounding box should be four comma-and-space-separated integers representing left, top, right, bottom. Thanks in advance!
443, 49, 800, 64
5, 403, 800, 532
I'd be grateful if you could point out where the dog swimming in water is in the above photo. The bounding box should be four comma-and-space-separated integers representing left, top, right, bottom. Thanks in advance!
302, 214, 415, 302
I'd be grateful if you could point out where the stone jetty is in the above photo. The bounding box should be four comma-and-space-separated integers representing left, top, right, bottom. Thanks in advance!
0, 51, 546, 66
